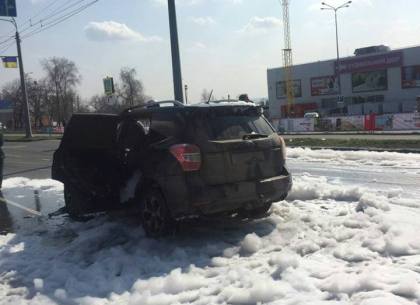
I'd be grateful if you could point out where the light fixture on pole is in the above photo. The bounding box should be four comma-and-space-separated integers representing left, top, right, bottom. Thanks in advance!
321, 1, 351, 103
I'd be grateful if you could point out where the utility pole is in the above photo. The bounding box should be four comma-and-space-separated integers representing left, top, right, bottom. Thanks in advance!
0, 17, 32, 138
15, 29, 32, 137
167, 0, 184, 103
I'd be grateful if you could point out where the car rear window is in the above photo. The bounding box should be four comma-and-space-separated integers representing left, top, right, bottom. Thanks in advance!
206, 115, 274, 140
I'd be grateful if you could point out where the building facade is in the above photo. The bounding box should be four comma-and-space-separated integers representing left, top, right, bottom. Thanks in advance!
267, 46, 420, 119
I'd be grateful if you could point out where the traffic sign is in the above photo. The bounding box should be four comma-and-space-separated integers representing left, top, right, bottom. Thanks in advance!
103, 77, 115, 96
0, 0, 17, 17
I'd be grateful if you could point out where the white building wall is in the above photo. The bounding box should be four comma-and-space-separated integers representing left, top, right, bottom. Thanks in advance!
267, 46, 420, 118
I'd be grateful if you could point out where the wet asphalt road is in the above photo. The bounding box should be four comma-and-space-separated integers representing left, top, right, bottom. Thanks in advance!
3, 140, 60, 179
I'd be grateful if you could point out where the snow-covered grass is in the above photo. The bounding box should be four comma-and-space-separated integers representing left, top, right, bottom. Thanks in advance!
1, 149, 420, 305
288, 147, 420, 170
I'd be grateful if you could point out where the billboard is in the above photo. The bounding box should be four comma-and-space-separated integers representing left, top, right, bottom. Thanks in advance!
311, 75, 338, 96
335, 115, 364, 131
337, 51, 403, 74
352, 70, 387, 93
0, 100, 13, 113
276, 80, 302, 99
393, 113, 420, 130
0, 0, 17, 17
401, 65, 420, 89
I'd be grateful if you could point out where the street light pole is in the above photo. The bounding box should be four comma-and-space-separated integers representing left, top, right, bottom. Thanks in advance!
167, 0, 184, 103
321, 1, 351, 98
0, 18, 32, 138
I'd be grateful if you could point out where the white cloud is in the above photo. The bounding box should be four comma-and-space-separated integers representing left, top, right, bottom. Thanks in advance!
193, 42, 206, 49
84, 21, 162, 43
190, 16, 216, 26
240, 16, 282, 33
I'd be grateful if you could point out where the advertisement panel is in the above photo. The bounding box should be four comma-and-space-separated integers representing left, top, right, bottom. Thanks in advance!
276, 80, 302, 99
401, 66, 420, 89
338, 51, 403, 74
375, 114, 394, 131
291, 118, 314, 132
393, 113, 420, 130
0, 100, 13, 113
352, 70, 388, 93
311, 76, 338, 96
335, 115, 364, 131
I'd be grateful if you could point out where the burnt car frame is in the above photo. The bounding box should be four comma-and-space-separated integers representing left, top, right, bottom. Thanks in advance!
52, 101, 292, 236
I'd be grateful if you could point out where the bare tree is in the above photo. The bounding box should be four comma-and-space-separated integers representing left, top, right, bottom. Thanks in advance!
1, 79, 23, 129
41, 57, 81, 126
117, 67, 146, 108
89, 94, 121, 113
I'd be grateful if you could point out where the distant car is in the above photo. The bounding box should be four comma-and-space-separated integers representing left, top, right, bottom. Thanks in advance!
304, 112, 319, 119
52, 101, 292, 237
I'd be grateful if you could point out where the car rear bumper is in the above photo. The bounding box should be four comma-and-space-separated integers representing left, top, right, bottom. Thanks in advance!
162, 168, 292, 218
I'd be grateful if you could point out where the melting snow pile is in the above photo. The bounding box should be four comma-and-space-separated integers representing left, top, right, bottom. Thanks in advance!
1, 150, 420, 305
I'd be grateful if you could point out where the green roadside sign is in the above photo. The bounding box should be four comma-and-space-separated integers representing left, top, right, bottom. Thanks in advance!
103, 77, 115, 96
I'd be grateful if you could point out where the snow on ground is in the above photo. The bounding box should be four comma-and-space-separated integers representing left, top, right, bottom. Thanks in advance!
1, 149, 420, 305
288, 147, 420, 170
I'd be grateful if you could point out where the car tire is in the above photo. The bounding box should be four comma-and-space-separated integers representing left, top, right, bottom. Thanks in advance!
140, 188, 174, 238
239, 203, 272, 219
64, 184, 84, 219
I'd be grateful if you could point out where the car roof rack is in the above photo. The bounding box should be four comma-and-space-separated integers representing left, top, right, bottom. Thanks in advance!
121, 100, 184, 114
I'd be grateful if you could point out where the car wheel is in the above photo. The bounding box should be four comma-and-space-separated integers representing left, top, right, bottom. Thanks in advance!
140, 188, 174, 238
64, 184, 84, 219
239, 203, 272, 219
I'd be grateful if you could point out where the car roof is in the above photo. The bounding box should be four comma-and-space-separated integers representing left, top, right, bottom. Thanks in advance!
120, 100, 259, 117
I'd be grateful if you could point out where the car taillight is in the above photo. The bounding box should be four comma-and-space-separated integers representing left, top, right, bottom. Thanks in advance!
170, 144, 201, 172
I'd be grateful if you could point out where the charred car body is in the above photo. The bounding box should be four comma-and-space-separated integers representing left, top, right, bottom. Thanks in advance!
52, 101, 292, 236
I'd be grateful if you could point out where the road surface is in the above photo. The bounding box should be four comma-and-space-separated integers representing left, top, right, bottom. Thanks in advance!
3, 140, 59, 179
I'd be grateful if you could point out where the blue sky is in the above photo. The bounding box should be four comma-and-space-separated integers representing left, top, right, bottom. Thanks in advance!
1, 0, 419, 102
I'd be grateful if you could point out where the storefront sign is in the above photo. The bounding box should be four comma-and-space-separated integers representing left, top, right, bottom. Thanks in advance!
311, 75, 338, 96
337, 51, 403, 74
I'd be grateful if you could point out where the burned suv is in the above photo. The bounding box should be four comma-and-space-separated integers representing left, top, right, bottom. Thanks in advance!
52, 101, 292, 236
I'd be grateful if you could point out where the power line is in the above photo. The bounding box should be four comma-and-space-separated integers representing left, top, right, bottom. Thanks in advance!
0, 36, 14, 47
19, 0, 90, 35
0, 41, 15, 56
2, 0, 65, 37
21, 0, 99, 40
2, 0, 91, 39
